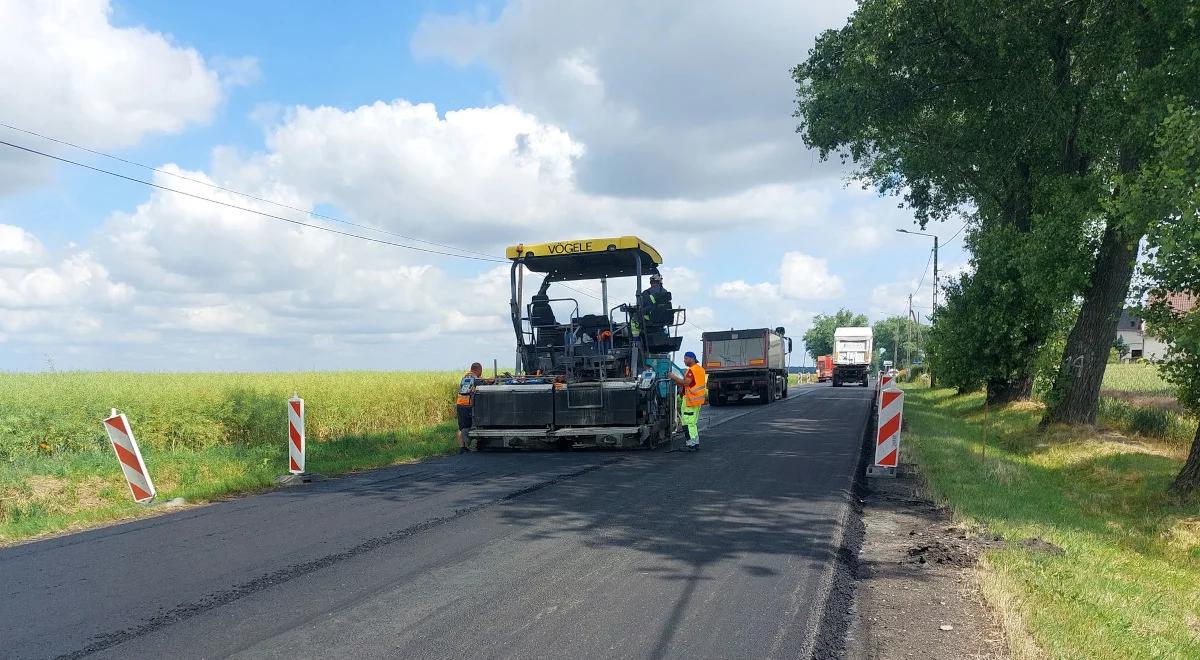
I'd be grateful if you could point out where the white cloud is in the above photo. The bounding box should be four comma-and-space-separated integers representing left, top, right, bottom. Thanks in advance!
659, 266, 701, 297
0, 225, 46, 266
713, 251, 843, 314
713, 280, 780, 303
413, 0, 855, 197
0, 0, 229, 194
779, 252, 845, 300
212, 56, 262, 87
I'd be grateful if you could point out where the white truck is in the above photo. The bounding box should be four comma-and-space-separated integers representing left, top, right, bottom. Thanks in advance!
832, 326, 873, 387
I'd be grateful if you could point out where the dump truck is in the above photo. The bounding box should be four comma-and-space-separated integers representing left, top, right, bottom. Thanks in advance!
817, 355, 833, 382
469, 236, 686, 450
702, 328, 792, 405
832, 326, 873, 387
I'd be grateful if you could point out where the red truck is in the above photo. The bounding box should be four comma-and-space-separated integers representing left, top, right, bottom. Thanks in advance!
817, 355, 833, 382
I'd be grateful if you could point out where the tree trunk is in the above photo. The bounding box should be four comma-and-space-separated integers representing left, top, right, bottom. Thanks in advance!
1042, 220, 1140, 426
987, 375, 1033, 405
1169, 423, 1200, 498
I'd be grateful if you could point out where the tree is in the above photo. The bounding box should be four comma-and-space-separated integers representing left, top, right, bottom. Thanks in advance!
1041, 1, 1200, 425
803, 309, 868, 361
794, 0, 1100, 400
872, 315, 928, 370
795, 0, 1200, 423
1132, 106, 1200, 497
1112, 336, 1130, 362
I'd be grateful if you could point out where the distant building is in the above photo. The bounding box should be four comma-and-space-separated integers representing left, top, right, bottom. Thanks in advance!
1117, 293, 1196, 361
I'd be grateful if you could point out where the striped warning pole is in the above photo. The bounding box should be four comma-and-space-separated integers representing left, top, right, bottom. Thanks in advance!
867, 387, 904, 477
102, 410, 157, 503
288, 395, 305, 475
879, 372, 895, 391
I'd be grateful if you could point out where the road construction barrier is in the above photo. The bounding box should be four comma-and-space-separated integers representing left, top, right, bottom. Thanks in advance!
288, 395, 305, 474
879, 372, 895, 391
867, 387, 904, 477
102, 410, 157, 503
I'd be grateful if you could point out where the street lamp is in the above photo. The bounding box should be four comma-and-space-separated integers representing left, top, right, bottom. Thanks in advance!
896, 228, 938, 311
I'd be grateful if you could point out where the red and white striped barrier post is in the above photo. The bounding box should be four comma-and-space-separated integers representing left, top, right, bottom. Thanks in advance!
288, 395, 305, 475
867, 387, 904, 477
879, 372, 895, 391
102, 410, 157, 503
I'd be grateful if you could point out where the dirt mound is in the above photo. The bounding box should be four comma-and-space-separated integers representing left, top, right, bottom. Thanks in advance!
1017, 537, 1065, 556
907, 539, 978, 567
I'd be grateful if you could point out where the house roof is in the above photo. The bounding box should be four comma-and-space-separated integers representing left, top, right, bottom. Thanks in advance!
1118, 309, 1142, 330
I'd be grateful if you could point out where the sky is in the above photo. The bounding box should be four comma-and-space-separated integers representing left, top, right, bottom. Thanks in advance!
0, 0, 969, 372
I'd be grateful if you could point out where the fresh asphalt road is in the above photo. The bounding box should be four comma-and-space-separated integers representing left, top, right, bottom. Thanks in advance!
1, 382, 874, 660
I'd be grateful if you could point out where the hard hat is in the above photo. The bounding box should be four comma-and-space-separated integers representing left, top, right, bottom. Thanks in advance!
650, 273, 663, 282
684, 351, 697, 360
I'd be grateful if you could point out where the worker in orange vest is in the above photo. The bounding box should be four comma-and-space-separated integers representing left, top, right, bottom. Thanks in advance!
670, 351, 707, 451
456, 362, 484, 453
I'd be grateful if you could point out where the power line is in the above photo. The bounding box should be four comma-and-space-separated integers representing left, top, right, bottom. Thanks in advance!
0, 138, 507, 263
911, 247, 935, 297
2, 127, 712, 332
941, 221, 967, 248
0, 121, 500, 261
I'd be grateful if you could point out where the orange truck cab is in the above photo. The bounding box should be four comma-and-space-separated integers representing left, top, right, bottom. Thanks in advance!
817, 355, 833, 382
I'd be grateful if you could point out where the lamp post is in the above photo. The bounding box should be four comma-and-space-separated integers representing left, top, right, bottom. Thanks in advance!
897, 228, 939, 387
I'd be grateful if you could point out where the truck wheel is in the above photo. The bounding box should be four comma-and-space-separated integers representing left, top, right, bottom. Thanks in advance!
760, 383, 772, 404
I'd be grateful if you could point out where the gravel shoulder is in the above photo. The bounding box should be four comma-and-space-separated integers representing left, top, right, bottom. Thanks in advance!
846, 462, 1009, 659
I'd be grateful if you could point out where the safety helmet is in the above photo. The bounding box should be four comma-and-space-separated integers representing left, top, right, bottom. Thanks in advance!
650, 273, 663, 282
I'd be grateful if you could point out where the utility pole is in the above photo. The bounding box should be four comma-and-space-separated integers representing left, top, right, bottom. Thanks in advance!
906, 293, 913, 370
933, 235, 939, 312
897, 227, 940, 387
894, 315, 900, 370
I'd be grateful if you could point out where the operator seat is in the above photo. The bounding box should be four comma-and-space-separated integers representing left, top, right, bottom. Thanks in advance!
530, 294, 561, 347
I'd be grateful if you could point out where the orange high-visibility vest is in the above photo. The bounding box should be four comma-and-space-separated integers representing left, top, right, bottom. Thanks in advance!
683, 364, 707, 407
456, 372, 476, 406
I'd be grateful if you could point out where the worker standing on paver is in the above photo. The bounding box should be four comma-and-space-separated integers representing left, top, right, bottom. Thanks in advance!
628, 273, 673, 347
670, 351, 707, 451
456, 362, 484, 453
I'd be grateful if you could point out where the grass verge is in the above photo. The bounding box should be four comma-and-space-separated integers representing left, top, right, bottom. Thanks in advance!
903, 386, 1200, 659
1, 422, 457, 544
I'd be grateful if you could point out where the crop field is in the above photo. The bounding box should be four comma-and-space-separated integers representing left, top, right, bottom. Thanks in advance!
0, 371, 462, 542
1101, 363, 1175, 396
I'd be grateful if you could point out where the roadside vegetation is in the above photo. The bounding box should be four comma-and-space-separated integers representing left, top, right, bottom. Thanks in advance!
904, 386, 1200, 658
794, 1, 1200, 653
0, 371, 461, 543
1100, 364, 1197, 445
796, 0, 1200, 495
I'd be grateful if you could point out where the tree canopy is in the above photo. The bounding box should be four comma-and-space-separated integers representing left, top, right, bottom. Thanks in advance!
795, 0, 1200, 433
803, 309, 868, 361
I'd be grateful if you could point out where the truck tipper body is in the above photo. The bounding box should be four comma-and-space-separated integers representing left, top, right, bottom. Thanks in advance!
816, 355, 833, 382
832, 326, 873, 387
702, 327, 792, 405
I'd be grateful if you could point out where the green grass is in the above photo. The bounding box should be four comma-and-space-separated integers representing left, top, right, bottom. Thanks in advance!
903, 386, 1200, 659
1102, 363, 1176, 395
0, 372, 463, 543
1099, 397, 1197, 445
